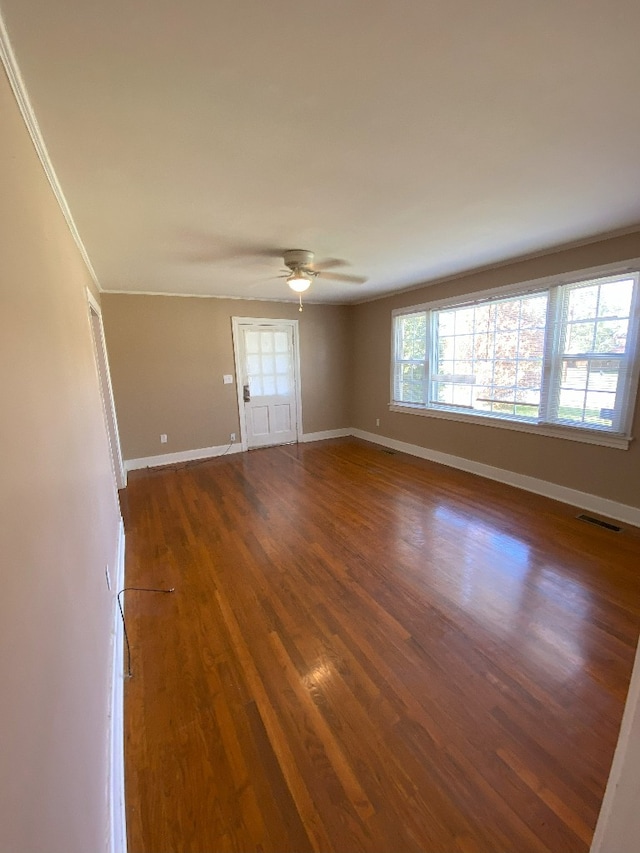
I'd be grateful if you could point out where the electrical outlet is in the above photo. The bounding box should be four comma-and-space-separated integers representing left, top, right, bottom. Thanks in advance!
230, 432, 236, 442
160, 434, 167, 443
105, 565, 111, 591
376, 418, 380, 427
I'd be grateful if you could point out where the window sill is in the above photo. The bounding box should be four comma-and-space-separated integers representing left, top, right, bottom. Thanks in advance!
388, 403, 631, 450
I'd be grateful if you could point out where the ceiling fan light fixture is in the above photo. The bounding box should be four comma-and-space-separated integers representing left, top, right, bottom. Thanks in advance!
287, 270, 311, 292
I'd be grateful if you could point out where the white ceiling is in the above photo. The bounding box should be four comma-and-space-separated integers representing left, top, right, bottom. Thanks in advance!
3, 0, 640, 303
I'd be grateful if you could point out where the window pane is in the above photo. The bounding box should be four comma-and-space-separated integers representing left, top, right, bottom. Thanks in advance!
560, 359, 588, 390
518, 328, 545, 357
454, 308, 474, 334
515, 388, 540, 418
245, 331, 260, 353
396, 358, 426, 403
474, 387, 493, 412
439, 336, 455, 360
401, 381, 425, 403
555, 276, 636, 430
497, 332, 518, 359
432, 292, 547, 419
587, 360, 620, 391
261, 354, 275, 375
516, 361, 542, 390
564, 279, 633, 354
434, 382, 454, 405
474, 334, 491, 359
567, 286, 598, 322
276, 375, 289, 395
250, 377, 263, 396
453, 360, 474, 378
474, 304, 492, 327
598, 280, 634, 318
454, 335, 474, 360
517, 361, 543, 390
495, 360, 516, 387
558, 386, 587, 423
436, 360, 454, 378
452, 385, 473, 407
585, 392, 615, 426
438, 311, 455, 335
594, 320, 628, 353
473, 359, 494, 382
565, 322, 595, 354
495, 300, 521, 331
274, 332, 289, 352
520, 295, 548, 328
403, 363, 425, 381
262, 376, 276, 395
557, 358, 620, 427
399, 313, 427, 360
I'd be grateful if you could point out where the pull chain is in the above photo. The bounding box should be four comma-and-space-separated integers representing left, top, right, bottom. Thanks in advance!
299, 293, 303, 312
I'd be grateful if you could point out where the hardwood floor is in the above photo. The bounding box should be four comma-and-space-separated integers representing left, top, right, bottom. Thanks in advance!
123, 438, 640, 852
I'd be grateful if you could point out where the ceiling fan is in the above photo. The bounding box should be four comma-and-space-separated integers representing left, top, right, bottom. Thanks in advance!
276, 249, 367, 310
180, 236, 367, 308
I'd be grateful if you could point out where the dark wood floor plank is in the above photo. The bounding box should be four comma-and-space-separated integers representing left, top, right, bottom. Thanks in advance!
213, 583, 334, 853
124, 438, 640, 852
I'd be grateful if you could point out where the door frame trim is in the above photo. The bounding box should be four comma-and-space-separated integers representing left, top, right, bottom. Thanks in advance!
87, 290, 126, 489
231, 317, 303, 451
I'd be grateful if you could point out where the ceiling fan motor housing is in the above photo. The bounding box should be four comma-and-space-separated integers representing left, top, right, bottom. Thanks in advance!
283, 249, 314, 270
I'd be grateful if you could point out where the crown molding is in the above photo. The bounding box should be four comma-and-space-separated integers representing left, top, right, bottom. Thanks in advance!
102, 289, 347, 305
0, 12, 101, 291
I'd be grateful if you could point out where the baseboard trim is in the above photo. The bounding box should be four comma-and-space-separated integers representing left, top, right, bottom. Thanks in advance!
125, 442, 243, 472
109, 519, 127, 853
351, 429, 640, 528
301, 428, 352, 443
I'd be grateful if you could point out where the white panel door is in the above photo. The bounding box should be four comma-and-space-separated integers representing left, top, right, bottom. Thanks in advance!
238, 322, 299, 449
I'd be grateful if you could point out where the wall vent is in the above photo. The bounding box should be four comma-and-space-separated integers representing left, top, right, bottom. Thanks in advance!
576, 514, 622, 532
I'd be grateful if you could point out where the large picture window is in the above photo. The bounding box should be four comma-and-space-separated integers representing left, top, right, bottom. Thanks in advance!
392, 269, 640, 447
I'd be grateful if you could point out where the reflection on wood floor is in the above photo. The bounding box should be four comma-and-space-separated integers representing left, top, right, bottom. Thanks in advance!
123, 437, 640, 853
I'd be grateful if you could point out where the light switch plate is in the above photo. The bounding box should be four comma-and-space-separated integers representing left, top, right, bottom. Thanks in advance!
223, 374, 233, 384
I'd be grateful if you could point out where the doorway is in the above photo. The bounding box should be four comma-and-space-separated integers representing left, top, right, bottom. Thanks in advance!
232, 317, 302, 450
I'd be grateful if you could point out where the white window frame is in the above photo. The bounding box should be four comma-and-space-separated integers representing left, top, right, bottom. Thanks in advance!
389, 260, 640, 450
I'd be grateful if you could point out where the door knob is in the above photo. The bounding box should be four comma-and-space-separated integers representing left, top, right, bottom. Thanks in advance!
243, 384, 251, 402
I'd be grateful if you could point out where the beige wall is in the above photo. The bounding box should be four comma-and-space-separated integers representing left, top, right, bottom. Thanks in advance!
351, 231, 640, 509
101, 294, 351, 460
0, 67, 121, 853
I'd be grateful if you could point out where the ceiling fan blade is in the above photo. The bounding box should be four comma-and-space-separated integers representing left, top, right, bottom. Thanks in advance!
179, 232, 287, 264
310, 257, 349, 272
318, 271, 368, 285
